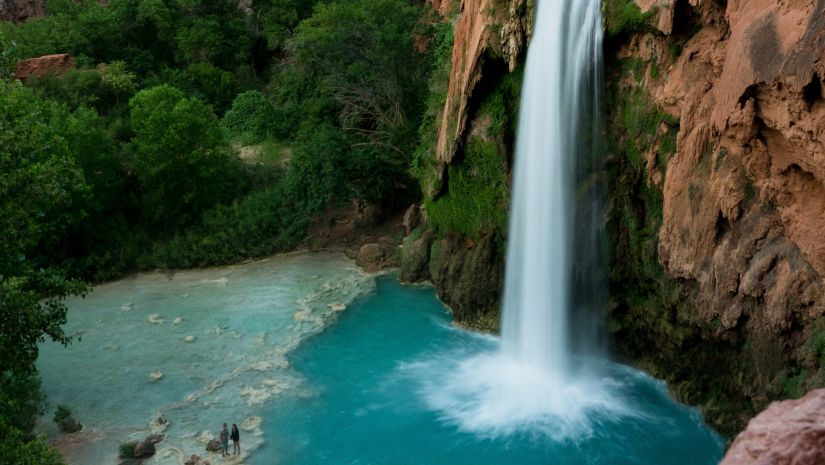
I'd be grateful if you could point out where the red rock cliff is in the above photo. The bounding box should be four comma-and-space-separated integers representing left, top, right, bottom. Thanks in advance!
647, 0, 825, 331
605, 0, 825, 435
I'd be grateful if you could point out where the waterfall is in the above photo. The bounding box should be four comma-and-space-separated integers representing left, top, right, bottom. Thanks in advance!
421, 0, 620, 439
501, 0, 604, 379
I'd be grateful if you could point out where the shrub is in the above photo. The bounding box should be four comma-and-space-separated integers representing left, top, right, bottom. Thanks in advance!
0, 417, 66, 465
119, 441, 137, 459
222, 90, 279, 143
53, 404, 82, 433
147, 186, 308, 268
425, 138, 508, 238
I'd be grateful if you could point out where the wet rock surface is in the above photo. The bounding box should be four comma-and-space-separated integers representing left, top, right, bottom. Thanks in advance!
205, 439, 221, 452
428, 233, 504, 331
399, 227, 433, 283
132, 439, 156, 458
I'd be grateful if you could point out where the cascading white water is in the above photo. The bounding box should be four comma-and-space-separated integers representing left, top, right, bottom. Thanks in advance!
501, 0, 603, 379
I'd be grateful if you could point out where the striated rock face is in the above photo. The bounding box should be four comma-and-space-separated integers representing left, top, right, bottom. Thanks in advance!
427, 0, 454, 16
434, 0, 529, 174
622, 1, 825, 345
406, 0, 522, 326
0, 0, 43, 21
720, 389, 825, 465
605, 0, 825, 435
14, 54, 76, 81
651, 0, 825, 332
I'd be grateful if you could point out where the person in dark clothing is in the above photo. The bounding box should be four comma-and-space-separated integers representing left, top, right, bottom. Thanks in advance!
231, 423, 240, 455
220, 423, 230, 457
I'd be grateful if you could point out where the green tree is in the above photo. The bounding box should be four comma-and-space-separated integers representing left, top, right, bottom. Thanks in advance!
174, 0, 252, 67
129, 85, 244, 230
0, 80, 86, 465
222, 90, 279, 142
253, 0, 316, 51
148, 63, 239, 114
0, 31, 15, 80
57, 107, 139, 279
290, 0, 429, 158
285, 120, 353, 212
0, 80, 89, 373
0, 417, 66, 465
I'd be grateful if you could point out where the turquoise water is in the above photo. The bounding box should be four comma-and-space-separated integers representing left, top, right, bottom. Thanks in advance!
37, 254, 724, 465
251, 277, 725, 465
37, 252, 374, 464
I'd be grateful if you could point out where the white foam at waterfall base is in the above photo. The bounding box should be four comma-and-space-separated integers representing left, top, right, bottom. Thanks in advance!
413, 348, 636, 442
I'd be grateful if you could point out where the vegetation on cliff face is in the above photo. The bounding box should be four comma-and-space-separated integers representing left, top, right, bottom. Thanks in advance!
409, 0, 825, 440
603, 0, 652, 38
423, 70, 520, 239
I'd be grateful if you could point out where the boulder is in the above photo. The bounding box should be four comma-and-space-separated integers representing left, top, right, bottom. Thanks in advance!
355, 243, 398, 273
145, 433, 165, 445
13, 54, 75, 81
133, 440, 155, 458
205, 439, 222, 452
720, 389, 825, 465
184, 455, 201, 465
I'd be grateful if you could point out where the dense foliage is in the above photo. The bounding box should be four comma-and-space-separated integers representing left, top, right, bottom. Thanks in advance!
1, 0, 442, 461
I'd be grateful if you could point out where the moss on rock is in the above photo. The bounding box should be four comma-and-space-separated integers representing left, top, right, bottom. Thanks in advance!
603, 0, 655, 38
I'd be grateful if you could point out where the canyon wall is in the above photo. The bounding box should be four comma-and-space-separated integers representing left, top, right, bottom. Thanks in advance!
406, 0, 825, 437
605, 0, 825, 436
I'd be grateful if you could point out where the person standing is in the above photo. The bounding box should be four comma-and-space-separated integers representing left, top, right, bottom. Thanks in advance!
220, 423, 230, 457
231, 423, 240, 455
